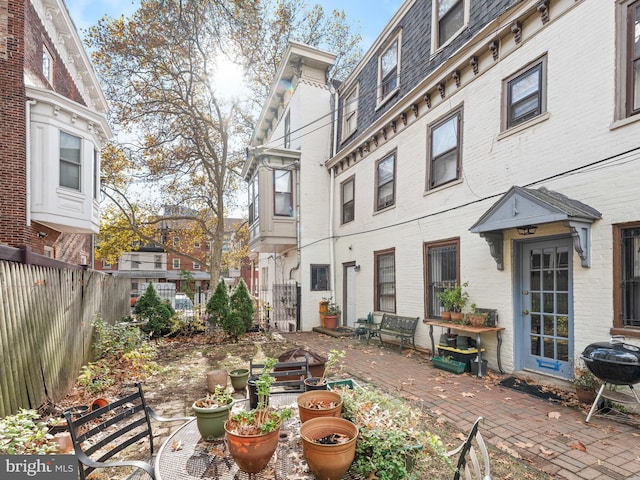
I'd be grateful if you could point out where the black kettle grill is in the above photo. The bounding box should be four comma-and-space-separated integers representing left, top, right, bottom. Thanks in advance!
580, 336, 640, 423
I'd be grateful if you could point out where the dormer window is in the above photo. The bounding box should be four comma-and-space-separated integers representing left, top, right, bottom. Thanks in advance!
42, 45, 53, 84
432, 0, 468, 51
342, 86, 358, 138
378, 34, 401, 105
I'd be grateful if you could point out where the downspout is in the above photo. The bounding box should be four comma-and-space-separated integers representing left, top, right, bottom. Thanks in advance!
289, 160, 301, 281
25, 99, 37, 227
329, 84, 339, 303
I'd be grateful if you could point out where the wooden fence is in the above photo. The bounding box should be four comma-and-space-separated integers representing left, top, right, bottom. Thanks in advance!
0, 261, 130, 417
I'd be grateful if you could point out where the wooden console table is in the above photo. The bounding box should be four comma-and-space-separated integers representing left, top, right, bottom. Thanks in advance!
425, 321, 505, 377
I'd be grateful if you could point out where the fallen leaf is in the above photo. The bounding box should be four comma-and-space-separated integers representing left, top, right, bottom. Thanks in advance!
437, 394, 448, 399
433, 386, 445, 392
569, 441, 586, 452
171, 440, 183, 451
514, 441, 534, 449
210, 447, 225, 457
539, 446, 554, 455
548, 411, 561, 419
461, 392, 475, 397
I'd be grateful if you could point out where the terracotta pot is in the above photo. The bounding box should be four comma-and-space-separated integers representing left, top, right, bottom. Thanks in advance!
206, 369, 228, 393
91, 398, 109, 411
450, 312, 464, 323
229, 368, 250, 391
575, 387, 596, 404
192, 400, 234, 439
224, 422, 280, 474
300, 417, 358, 480
440, 311, 452, 321
469, 315, 486, 328
304, 377, 329, 391
323, 315, 338, 329
297, 390, 342, 423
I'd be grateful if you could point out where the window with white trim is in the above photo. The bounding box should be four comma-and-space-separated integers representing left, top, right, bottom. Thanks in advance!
131, 254, 140, 269
342, 86, 358, 138
428, 108, 462, 189
248, 175, 259, 225
42, 45, 53, 84
173, 258, 181, 269
274, 169, 293, 216
60, 131, 81, 190
376, 153, 395, 211
617, 1, 640, 118
102, 260, 112, 269
154, 255, 162, 269
432, 0, 467, 50
378, 34, 400, 104
193, 262, 201, 270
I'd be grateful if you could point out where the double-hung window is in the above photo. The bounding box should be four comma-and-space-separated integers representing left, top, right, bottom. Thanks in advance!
618, 1, 640, 118
425, 240, 459, 318
378, 35, 400, 104
341, 176, 355, 224
428, 108, 462, 189
375, 249, 396, 313
43, 45, 53, 84
284, 111, 291, 148
504, 56, 547, 129
60, 131, 81, 190
154, 255, 162, 269
433, 0, 467, 50
376, 154, 395, 211
342, 87, 358, 138
173, 258, 181, 269
248, 176, 259, 225
274, 169, 292, 216
613, 223, 640, 330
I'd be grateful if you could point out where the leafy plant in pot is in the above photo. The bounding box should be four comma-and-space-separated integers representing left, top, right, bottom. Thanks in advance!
438, 283, 469, 323
192, 385, 234, 440
339, 386, 448, 480
224, 358, 292, 474
467, 304, 488, 328
323, 299, 341, 329
573, 366, 601, 404
305, 349, 345, 391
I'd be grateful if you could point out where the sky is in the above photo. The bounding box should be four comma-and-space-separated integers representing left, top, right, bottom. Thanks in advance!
65, 0, 405, 54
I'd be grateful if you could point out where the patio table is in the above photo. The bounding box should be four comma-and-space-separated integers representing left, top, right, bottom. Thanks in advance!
155, 393, 364, 480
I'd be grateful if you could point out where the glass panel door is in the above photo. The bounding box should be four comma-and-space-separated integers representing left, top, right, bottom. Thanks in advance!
520, 238, 573, 378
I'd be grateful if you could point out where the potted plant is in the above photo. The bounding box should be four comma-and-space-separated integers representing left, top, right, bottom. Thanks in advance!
438, 282, 469, 322
436, 288, 456, 321
467, 304, 488, 328
323, 299, 341, 329
297, 389, 343, 423
229, 367, 250, 391
573, 367, 601, 404
432, 355, 466, 374
340, 386, 447, 480
304, 349, 345, 390
224, 358, 292, 474
192, 385, 234, 439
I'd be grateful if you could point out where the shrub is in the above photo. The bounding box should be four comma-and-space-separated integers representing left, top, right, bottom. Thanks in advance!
142, 304, 178, 337
78, 360, 115, 394
229, 279, 254, 331
0, 409, 58, 454
206, 279, 229, 328
134, 283, 163, 318
93, 316, 146, 359
223, 311, 246, 341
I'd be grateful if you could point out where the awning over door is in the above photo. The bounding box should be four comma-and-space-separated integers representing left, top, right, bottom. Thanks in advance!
470, 186, 601, 269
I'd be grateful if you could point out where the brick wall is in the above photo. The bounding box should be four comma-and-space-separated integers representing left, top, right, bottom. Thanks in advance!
0, 0, 27, 246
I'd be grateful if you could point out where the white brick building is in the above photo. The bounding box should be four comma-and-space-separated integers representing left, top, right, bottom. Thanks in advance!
245, 0, 640, 381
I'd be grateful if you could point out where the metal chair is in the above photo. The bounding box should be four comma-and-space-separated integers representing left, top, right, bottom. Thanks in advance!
445, 417, 492, 480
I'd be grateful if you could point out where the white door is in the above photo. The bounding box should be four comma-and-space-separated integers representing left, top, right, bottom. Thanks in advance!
345, 265, 357, 327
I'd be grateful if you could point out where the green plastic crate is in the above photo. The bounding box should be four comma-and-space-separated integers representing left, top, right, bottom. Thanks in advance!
328, 379, 361, 390
432, 356, 466, 374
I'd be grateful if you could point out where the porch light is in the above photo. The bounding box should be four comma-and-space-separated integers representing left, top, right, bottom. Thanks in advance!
517, 225, 538, 236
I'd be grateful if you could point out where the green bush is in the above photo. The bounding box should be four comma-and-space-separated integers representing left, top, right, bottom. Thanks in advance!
142, 304, 177, 337
134, 283, 163, 318
229, 279, 254, 331
206, 279, 229, 328
93, 316, 146, 359
78, 360, 115, 394
0, 409, 58, 454
223, 311, 246, 341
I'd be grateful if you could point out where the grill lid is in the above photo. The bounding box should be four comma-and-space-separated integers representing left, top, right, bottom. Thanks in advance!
581, 341, 640, 366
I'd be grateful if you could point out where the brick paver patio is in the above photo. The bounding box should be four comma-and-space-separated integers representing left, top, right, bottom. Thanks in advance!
285, 331, 640, 480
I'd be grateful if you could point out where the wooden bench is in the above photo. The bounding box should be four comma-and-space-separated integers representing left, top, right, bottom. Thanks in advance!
64, 382, 192, 480
366, 313, 419, 352
249, 357, 310, 394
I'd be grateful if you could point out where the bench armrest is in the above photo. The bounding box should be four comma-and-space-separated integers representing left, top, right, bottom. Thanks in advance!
73, 449, 155, 480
